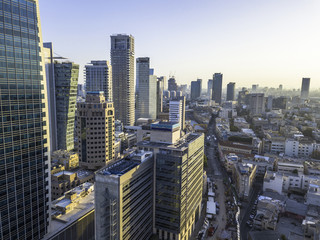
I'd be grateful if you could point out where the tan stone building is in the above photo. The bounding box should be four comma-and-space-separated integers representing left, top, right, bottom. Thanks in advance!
51, 150, 79, 171
77, 91, 115, 170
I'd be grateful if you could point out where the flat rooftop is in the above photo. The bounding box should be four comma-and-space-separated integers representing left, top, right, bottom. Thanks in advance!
47, 189, 94, 239
138, 133, 202, 151
97, 151, 153, 176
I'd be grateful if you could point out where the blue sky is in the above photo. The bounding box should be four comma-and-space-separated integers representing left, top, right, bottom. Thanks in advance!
39, 0, 320, 89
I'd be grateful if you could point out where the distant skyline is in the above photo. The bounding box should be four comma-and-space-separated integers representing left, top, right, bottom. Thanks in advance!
39, 0, 320, 89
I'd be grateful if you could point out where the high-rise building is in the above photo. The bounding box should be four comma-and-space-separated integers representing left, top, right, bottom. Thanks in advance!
77, 92, 115, 170
136, 57, 157, 119
157, 77, 165, 118
169, 96, 186, 130
301, 78, 311, 99
137, 125, 204, 240
248, 93, 265, 115
238, 88, 249, 105
43, 42, 57, 152
279, 84, 283, 91
85, 60, 113, 101
212, 73, 223, 104
226, 82, 236, 101
273, 96, 287, 110
207, 79, 213, 98
0, 1, 51, 239
191, 79, 202, 100
168, 77, 178, 92
95, 151, 154, 240
111, 34, 135, 126
54, 62, 79, 151
252, 84, 259, 92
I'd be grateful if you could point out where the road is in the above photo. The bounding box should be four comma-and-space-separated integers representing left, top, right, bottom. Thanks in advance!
239, 179, 263, 240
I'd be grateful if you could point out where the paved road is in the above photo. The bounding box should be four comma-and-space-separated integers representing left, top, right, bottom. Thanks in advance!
239, 180, 263, 240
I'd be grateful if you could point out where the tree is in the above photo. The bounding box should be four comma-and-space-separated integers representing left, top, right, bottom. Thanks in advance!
302, 128, 313, 138
203, 154, 208, 168
312, 150, 320, 160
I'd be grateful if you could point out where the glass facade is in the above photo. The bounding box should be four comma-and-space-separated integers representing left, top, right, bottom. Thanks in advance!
0, 0, 49, 239
54, 62, 79, 151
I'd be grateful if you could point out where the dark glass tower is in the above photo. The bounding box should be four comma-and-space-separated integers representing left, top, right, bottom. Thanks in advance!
0, 1, 50, 239
212, 73, 223, 104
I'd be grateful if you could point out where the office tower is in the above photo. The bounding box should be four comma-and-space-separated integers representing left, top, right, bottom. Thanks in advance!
54, 62, 79, 151
267, 95, 273, 110
191, 79, 202, 100
137, 125, 204, 240
170, 90, 176, 99
136, 57, 157, 119
212, 73, 223, 104
0, 1, 51, 239
273, 96, 287, 110
301, 78, 311, 99
77, 83, 85, 98
207, 79, 213, 98
157, 77, 164, 118
168, 77, 178, 91
77, 92, 115, 170
85, 60, 113, 101
226, 82, 236, 101
252, 84, 258, 92
111, 34, 135, 126
43, 42, 57, 152
160, 76, 167, 91
169, 96, 186, 130
279, 84, 283, 91
238, 88, 249, 105
95, 151, 154, 240
248, 93, 265, 115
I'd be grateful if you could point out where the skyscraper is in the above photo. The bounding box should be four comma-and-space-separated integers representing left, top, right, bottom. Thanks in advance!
77, 92, 115, 170
157, 77, 165, 118
54, 62, 79, 151
136, 57, 157, 119
212, 73, 223, 104
85, 60, 113, 101
248, 93, 265, 115
169, 96, 186, 130
43, 42, 57, 152
238, 88, 249, 105
191, 79, 202, 100
207, 79, 213, 98
168, 77, 178, 91
0, 1, 51, 239
301, 77, 311, 99
111, 34, 135, 126
226, 82, 236, 101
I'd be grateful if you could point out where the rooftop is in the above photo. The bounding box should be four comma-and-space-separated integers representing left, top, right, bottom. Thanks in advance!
97, 151, 153, 176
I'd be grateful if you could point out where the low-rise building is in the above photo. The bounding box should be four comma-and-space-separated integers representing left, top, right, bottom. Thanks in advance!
51, 150, 79, 170
51, 169, 94, 200
253, 196, 282, 231
285, 137, 316, 158
233, 163, 257, 199
263, 130, 285, 155
277, 158, 304, 175
306, 180, 320, 206
234, 117, 250, 129
263, 170, 310, 195
46, 182, 95, 240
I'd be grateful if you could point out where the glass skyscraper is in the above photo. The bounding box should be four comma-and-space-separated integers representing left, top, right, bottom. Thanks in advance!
0, 0, 50, 239
54, 62, 79, 151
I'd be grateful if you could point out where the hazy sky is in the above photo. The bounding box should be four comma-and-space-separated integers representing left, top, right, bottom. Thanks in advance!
39, 0, 320, 89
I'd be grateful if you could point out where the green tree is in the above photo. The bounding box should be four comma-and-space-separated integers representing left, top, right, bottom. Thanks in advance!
203, 154, 208, 168
302, 128, 313, 138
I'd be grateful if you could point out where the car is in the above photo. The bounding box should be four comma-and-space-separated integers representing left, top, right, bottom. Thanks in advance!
249, 215, 255, 219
